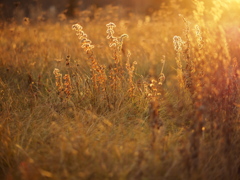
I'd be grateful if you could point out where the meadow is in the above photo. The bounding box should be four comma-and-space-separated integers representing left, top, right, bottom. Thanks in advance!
1, 1, 240, 179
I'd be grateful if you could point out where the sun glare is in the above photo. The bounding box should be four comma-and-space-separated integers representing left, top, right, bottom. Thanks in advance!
225, 0, 240, 3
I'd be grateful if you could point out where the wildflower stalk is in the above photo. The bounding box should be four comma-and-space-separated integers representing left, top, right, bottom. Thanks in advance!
126, 51, 137, 97
106, 22, 129, 107
53, 68, 63, 94
72, 23, 107, 102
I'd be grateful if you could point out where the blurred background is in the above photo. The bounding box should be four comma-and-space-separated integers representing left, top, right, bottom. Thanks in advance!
0, 0, 197, 21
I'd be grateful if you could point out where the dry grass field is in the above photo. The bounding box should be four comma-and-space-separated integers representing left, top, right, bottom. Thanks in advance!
1, 0, 240, 179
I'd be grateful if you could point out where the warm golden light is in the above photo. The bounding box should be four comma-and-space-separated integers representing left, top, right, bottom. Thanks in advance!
1, 0, 240, 179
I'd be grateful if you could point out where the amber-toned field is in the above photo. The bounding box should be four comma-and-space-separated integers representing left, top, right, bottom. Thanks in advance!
1, 1, 240, 179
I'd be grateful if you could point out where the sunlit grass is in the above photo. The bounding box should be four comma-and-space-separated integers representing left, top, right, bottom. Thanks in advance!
0, 1, 240, 179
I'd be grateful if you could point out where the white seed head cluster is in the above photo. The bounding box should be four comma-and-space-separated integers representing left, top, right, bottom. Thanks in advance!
72, 24, 94, 53
173, 36, 183, 52
106, 22, 129, 51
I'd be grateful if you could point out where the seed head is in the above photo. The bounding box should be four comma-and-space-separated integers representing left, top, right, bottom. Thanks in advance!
72, 24, 82, 31
106, 22, 116, 29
